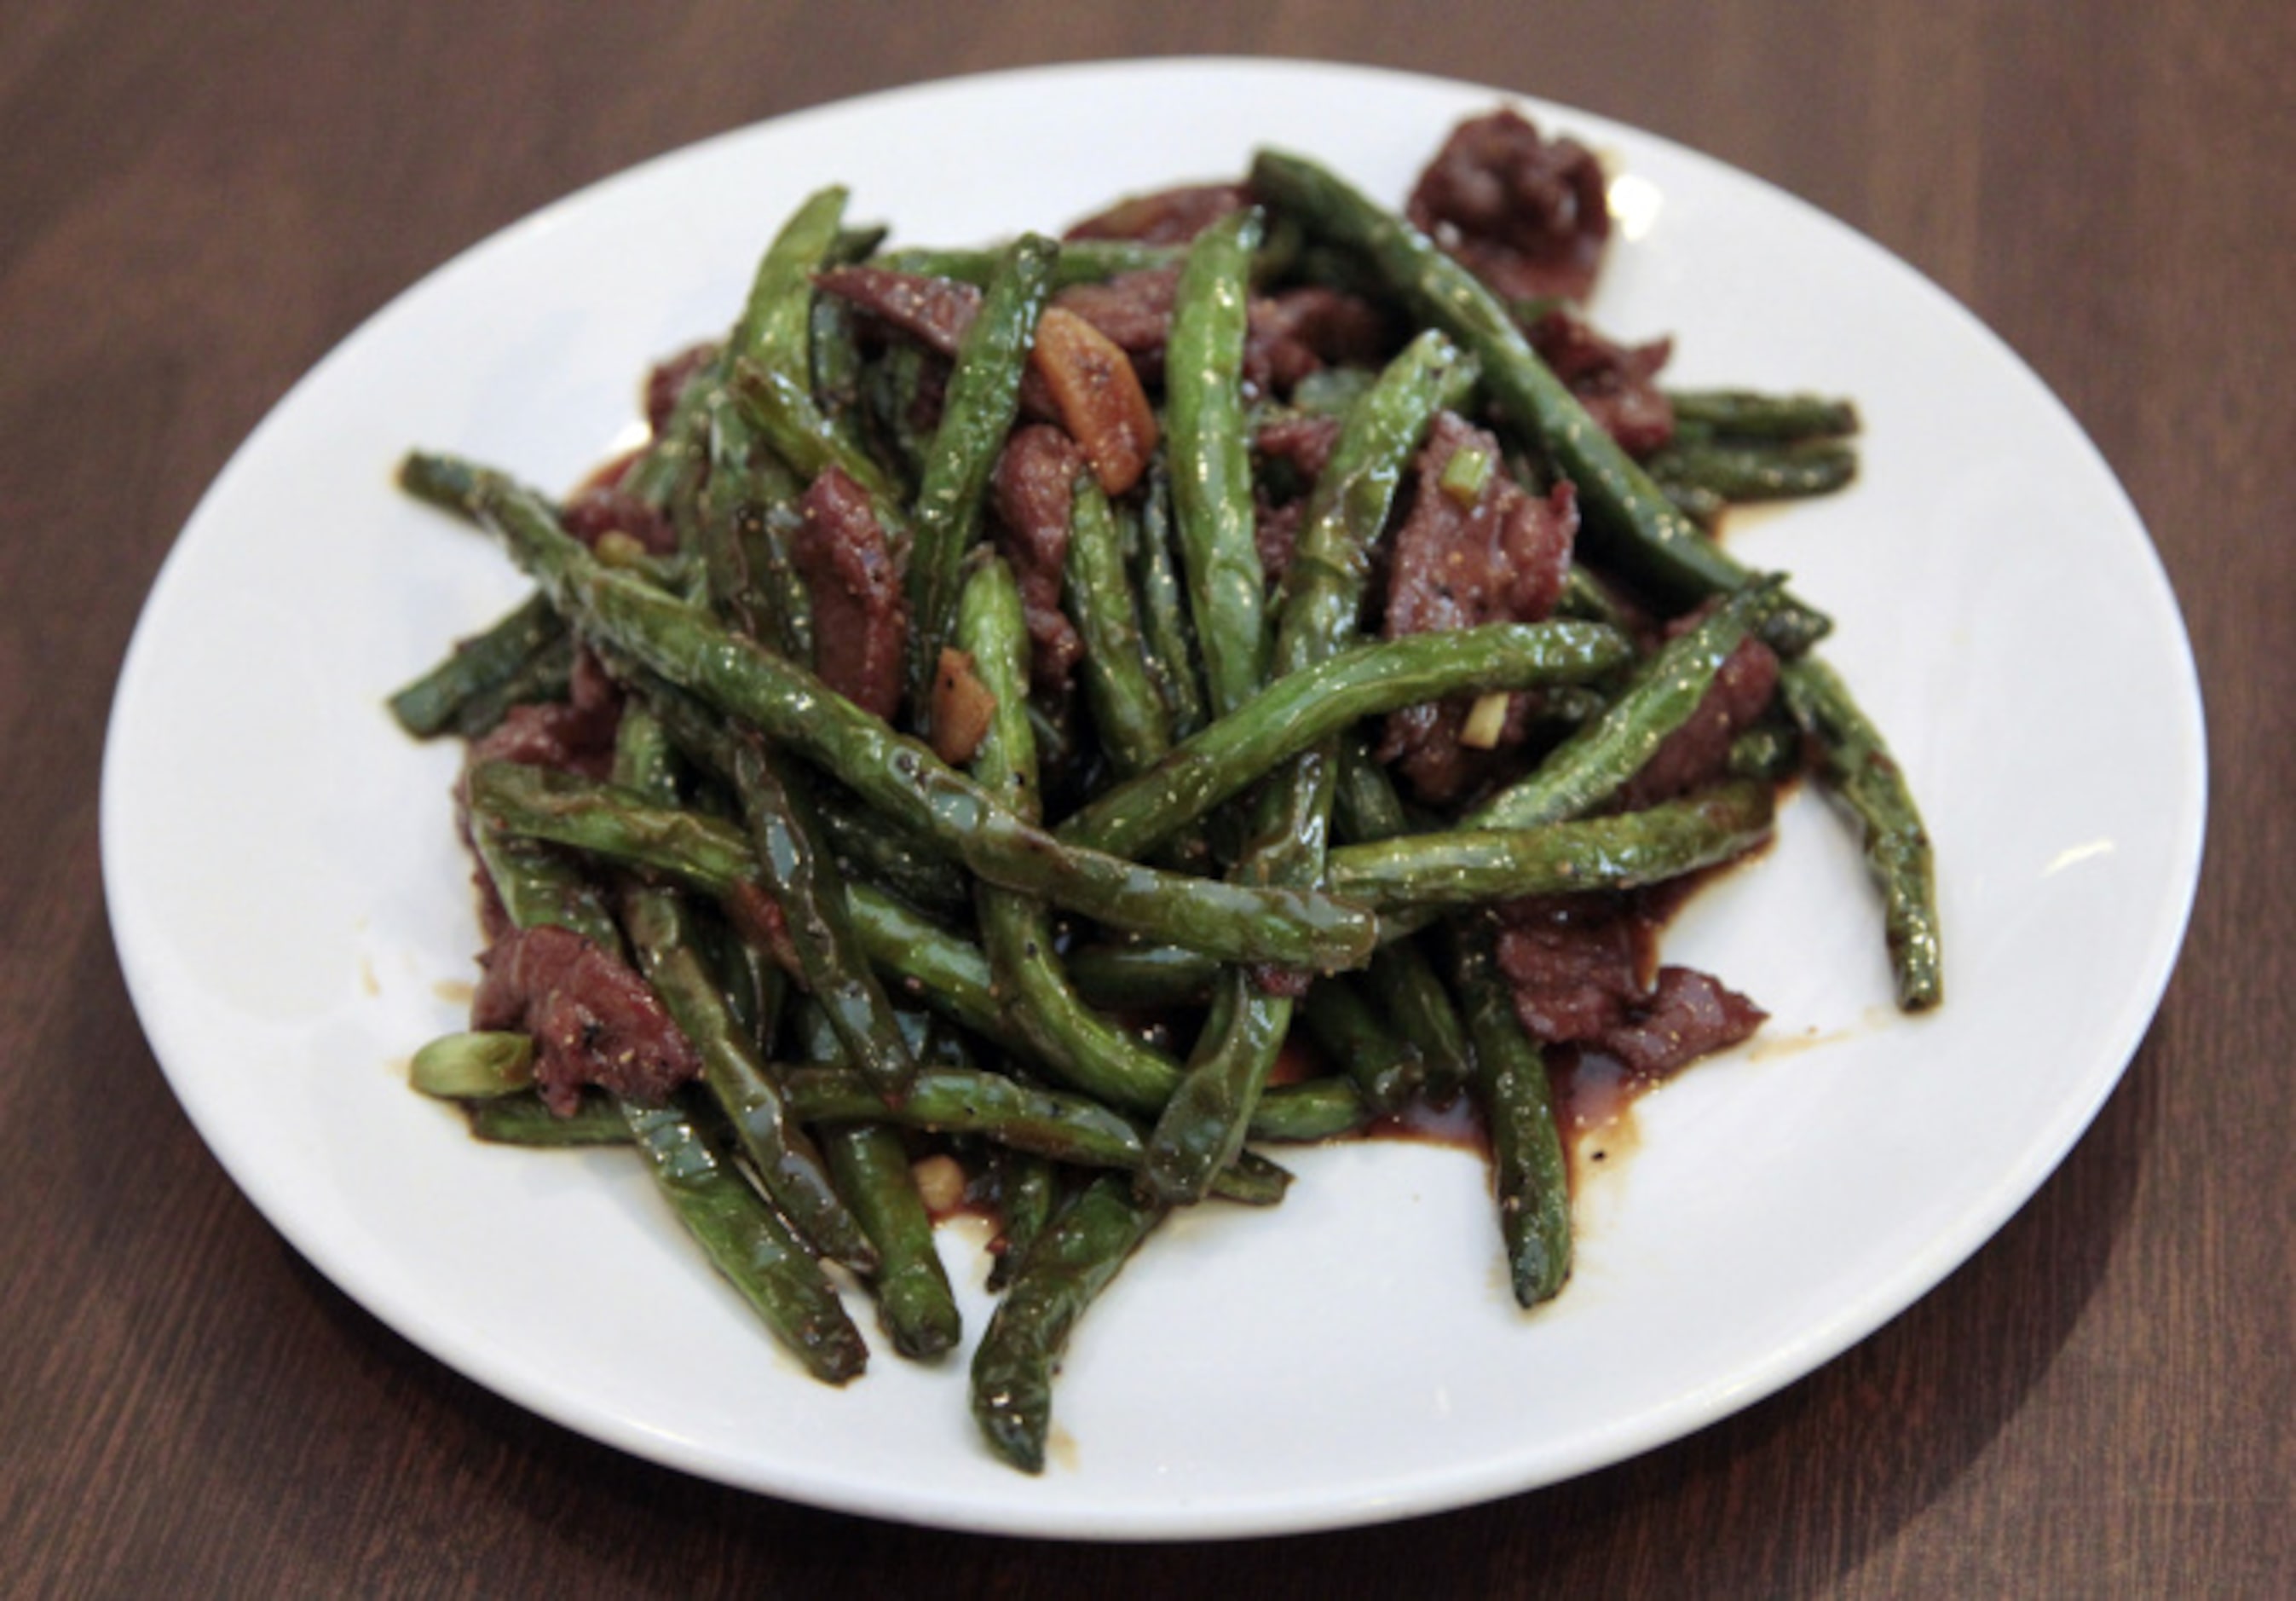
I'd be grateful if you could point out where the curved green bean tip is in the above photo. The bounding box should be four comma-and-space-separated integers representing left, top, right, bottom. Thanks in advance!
397, 449, 483, 516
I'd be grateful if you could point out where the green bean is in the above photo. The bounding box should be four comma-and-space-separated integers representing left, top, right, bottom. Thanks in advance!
1276, 329, 1477, 671
987, 1147, 1055, 1292
1141, 961, 1292, 1206
1327, 739, 1477, 1101
611, 707, 879, 1270
467, 824, 620, 951
618, 665, 969, 921
789, 1064, 1139, 1163
733, 359, 905, 506
429, 455, 1377, 969
963, 556, 1191, 1118
691, 381, 815, 655
1330, 780, 1777, 916
1138, 724, 1337, 1202
822, 1123, 962, 1361
849, 887, 1030, 1053
453, 632, 577, 739
1288, 364, 1376, 418
905, 234, 1057, 720
622, 1089, 870, 1384
1779, 656, 1942, 1010
1198, 1148, 1295, 1206
1265, 332, 1480, 1113
655, 196, 883, 517
783, 1065, 1288, 1206
466, 758, 1018, 1059
732, 184, 848, 374
464, 1091, 631, 1146
1130, 465, 1210, 741
1556, 563, 1633, 632
725, 733, 918, 1104
1375, 943, 1475, 1100
971, 1174, 1165, 1473
620, 879, 879, 1270
1299, 980, 1423, 1113
1166, 207, 1269, 719
1248, 148, 1831, 656
1728, 720, 1806, 783
620, 350, 722, 512
709, 911, 784, 1061
1468, 579, 1785, 833
397, 448, 484, 516
963, 553, 1307, 1205
874, 238, 1180, 288
810, 293, 868, 439
466, 756, 1362, 1132
387, 591, 565, 738
806, 778, 974, 918
1137, 223, 1450, 1205
466, 760, 753, 887
1453, 921, 1572, 1307
861, 338, 939, 494
1064, 471, 1172, 776
1330, 731, 1420, 842
847, 856, 1362, 1143
1665, 388, 1860, 442
1646, 439, 1857, 503
1662, 479, 1728, 529
778, 994, 959, 1362
828, 223, 889, 265
466, 756, 867, 1384
1524, 685, 1616, 728
409, 1031, 534, 1099
1064, 940, 1220, 1009
1058, 621, 1633, 861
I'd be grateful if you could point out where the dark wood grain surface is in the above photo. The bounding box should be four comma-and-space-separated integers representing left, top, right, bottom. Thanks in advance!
6, 3, 2288, 1594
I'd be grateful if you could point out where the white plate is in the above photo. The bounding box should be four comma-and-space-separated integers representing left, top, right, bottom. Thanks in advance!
101, 59, 2205, 1539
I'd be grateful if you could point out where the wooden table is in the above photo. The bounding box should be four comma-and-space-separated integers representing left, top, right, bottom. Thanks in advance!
6, 3, 2287, 1592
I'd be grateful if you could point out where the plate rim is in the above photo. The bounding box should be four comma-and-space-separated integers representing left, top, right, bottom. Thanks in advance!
100, 54, 2208, 1540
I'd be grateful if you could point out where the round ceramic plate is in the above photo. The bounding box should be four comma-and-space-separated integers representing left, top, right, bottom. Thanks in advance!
102, 59, 2205, 1539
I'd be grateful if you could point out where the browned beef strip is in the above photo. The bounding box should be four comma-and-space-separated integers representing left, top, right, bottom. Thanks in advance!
813, 265, 983, 357
1256, 412, 1344, 483
1527, 307, 1676, 457
1064, 182, 1250, 244
644, 340, 718, 436
464, 648, 622, 781
1250, 412, 1345, 585
458, 650, 624, 943
1495, 893, 1643, 1043
1383, 414, 1575, 639
1495, 894, 1765, 1075
793, 465, 909, 720
1052, 268, 1179, 385
1603, 967, 1768, 1075
559, 483, 677, 556
1050, 270, 1393, 403
1243, 286, 1395, 397
1408, 107, 1612, 305
989, 425, 1087, 694
1252, 499, 1306, 590
1375, 412, 1578, 803
471, 924, 701, 1114
1617, 632, 1781, 810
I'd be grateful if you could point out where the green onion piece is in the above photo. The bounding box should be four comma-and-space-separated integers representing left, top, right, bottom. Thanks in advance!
1439, 444, 1493, 506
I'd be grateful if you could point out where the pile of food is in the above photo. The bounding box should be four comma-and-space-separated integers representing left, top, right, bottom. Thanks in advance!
390, 109, 1938, 1474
